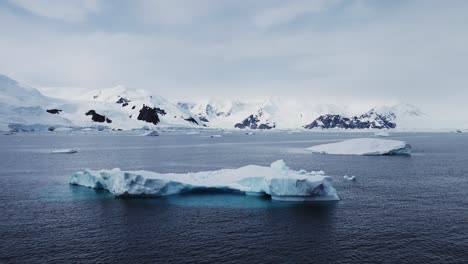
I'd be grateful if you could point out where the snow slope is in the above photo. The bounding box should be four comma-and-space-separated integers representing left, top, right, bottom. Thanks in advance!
74, 86, 203, 129
70, 160, 339, 201
307, 138, 412, 155
0, 74, 203, 131
0, 75, 73, 131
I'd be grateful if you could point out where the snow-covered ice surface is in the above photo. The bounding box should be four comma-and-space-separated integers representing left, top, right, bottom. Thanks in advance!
70, 160, 339, 202
51, 149, 78, 154
307, 138, 412, 156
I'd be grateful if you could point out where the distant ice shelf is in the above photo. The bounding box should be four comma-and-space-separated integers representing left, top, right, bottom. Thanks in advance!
307, 138, 412, 156
70, 160, 339, 202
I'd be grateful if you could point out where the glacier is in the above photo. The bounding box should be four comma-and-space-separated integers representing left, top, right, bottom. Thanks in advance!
70, 160, 339, 202
307, 138, 412, 156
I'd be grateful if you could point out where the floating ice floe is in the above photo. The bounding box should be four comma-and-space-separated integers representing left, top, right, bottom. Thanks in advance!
51, 149, 78, 154
374, 131, 390, 137
70, 160, 339, 202
307, 138, 412, 156
343, 175, 356, 181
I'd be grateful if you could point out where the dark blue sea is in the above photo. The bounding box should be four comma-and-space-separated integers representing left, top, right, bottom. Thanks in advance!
1, 132, 467, 263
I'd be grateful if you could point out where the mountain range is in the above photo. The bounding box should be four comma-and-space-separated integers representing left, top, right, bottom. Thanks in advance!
0, 74, 447, 132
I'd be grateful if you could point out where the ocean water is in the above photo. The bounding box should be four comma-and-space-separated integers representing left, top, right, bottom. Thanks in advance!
1, 132, 467, 263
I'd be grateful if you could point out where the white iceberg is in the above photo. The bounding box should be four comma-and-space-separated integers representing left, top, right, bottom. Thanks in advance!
51, 149, 78, 154
343, 175, 356, 181
70, 160, 339, 202
307, 138, 411, 156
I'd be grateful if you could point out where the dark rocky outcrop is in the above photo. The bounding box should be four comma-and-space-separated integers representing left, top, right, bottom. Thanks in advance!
85, 110, 112, 123
304, 109, 396, 129
46, 109, 62, 114
258, 124, 275, 129
137, 105, 166, 125
206, 104, 230, 117
184, 117, 199, 125
234, 114, 275, 129
198, 116, 209, 123
116, 97, 131, 107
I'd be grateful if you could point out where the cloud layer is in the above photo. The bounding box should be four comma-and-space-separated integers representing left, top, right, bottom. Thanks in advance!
0, 0, 467, 115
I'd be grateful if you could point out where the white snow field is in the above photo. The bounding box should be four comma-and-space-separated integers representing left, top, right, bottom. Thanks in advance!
70, 160, 339, 202
307, 138, 412, 156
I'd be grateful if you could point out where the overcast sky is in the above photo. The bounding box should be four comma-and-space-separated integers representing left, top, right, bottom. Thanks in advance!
0, 0, 467, 111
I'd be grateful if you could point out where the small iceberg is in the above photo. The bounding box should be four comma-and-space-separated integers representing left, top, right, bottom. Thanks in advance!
142, 131, 159, 136
307, 138, 412, 156
343, 175, 356, 181
245, 132, 255, 135
70, 160, 339, 202
51, 149, 78, 154
374, 131, 390, 137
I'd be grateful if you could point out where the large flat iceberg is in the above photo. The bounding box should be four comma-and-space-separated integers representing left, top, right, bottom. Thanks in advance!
307, 138, 412, 156
70, 160, 339, 202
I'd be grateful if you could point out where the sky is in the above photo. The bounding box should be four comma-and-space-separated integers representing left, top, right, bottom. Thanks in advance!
0, 0, 467, 113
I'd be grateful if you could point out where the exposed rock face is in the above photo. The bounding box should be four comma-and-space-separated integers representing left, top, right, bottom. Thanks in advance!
85, 110, 112, 123
304, 109, 396, 129
116, 97, 131, 107
206, 104, 230, 117
46, 109, 62, 114
258, 124, 275, 129
235, 114, 275, 129
198, 116, 209, 123
137, 105, 166, 125
184, 117, 199, 125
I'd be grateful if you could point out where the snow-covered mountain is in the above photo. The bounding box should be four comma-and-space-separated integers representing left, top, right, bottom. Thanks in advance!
0, 75, 73, 131
75, 86, 203, 129
179, 97, 428, 130
178, 98, 349, 130
0, 74, 202, 132
0, 74, 458, 132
